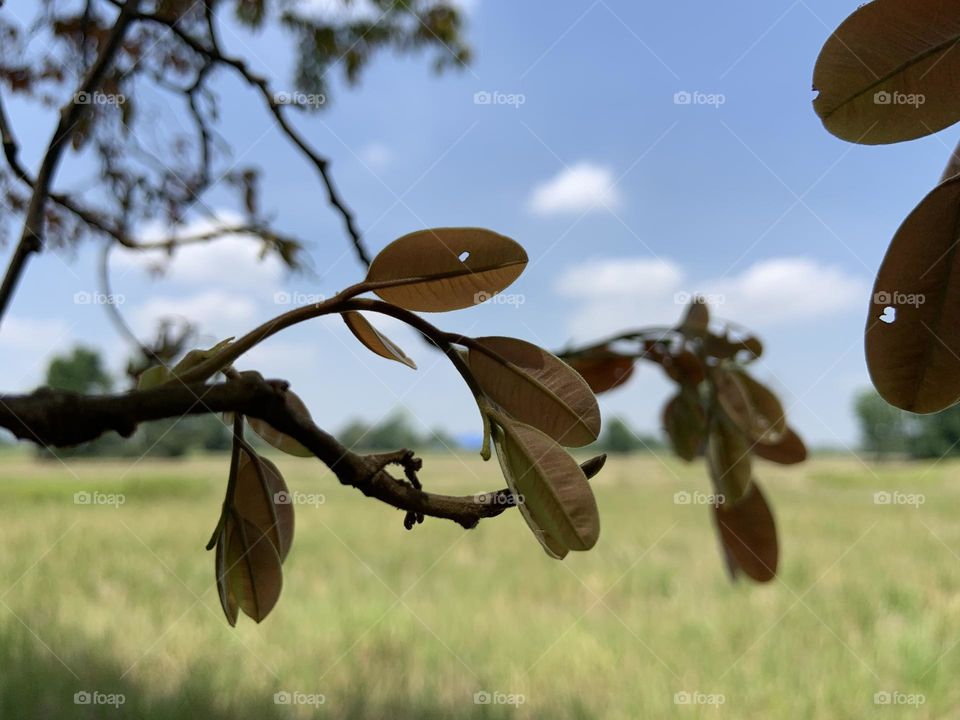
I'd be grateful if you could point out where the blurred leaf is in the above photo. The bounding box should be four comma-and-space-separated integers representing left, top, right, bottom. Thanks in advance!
366, 228, 527, 312
715, 367, 787, 443
662, 388, 706, 462
866, 175, 960, 412
706, 414, 752, 503
566, 354, 634, 394
753, 427, 807, 465
137, 337, 234, 390
490, 412, 600, 555
713, 482, 778, 582
663, 350, 706, 385
235, 451, 295, 562
812, 0, 960, 144
680, 296, 709, 336
216, 515, 283, 625
469, 336, 601, 447
342, 311, 416, 369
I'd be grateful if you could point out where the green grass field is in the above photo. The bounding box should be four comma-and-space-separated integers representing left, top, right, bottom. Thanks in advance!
0, 450, 958, 718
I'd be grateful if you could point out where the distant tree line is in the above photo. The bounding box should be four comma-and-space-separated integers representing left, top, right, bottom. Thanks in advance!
854, 388, 960, 460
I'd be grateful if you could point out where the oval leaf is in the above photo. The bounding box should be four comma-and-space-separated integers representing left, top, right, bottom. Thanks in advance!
706, 414, 752, 504
715, 368, 787, 443
566, 354, 634, 394
235, 452, 295, 562
342, 311, 416, 369
713, 482, 778, 582
812, 0, 960, 144
866, 176, 960, 412
469, 337, 601, 447
366, 228, 528, 312
248, 391, 314, 457
215, 525, 239, 626
224, 516, 283, 623
813, 0, 960, 145
662, 390, 706, 462
491, 413, 600, 554
752, 427, 807, 466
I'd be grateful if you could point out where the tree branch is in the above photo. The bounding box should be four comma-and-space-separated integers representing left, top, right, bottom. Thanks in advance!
0, 374, 511, 529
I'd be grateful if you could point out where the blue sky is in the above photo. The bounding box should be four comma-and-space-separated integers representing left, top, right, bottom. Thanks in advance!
1, 0, 955, 447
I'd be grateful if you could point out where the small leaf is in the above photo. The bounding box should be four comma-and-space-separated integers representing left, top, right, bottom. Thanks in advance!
342, 311, 416, 369
490, 412, 600, 555
137, 337, 235, 390
662, 388, 706, 462
469, 337, 601, 447
680, 296, 709, 336
366, 228, 528, 312
713, 482, 778, 582
580, 454, 607, 480
812, 0, 960, 144
706, 413, 752, 504
235, 452, 295, 562
248, 391, 314, 457
867, 175, 960, 412
216, 515, 283, 624
663, 350, 706, 386
752, 427, 807, 466
715, 368, 787, 443
137, 364, 171, 390
566, 354, 635, 394
215, 525, 239, 626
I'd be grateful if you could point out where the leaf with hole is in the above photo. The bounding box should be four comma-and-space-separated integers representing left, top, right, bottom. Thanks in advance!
866, 175, 960, 412
713, 482, 778, 582
469, 336, 601, 447
752, 427, 807, 465
342, 311, 416, 369
235, 451, 295, 561
365, 228, 528, 312
812, 0, 960, 144
490, 411, 600, 555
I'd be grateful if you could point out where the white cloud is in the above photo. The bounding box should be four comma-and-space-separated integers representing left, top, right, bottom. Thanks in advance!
359, 142, 393, 173
528, 162, 623, 216
131, 290, 260, 340
112, 212, 285, 294
557, 255, 868, 340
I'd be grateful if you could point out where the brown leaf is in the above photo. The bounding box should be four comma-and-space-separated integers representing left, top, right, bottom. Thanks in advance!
663, 350, 706, 385
248, 391, 314, 457
752, 427, 807, 465
715, 368, 787, 443
342, 311, 416, 369
366, 228, 527, 312
469, 337, 601, 447
566, 354, 634, 394
706, 414, 752, 504
866, 175, 960, 412
235, 452, 295, 562
812, 0, 960, 144
713, 482, 778, 582
580, 453, 607, 480
216, 515, 283, 624
490, 412, 600, 555
680, 296, 709, 336
662, 389, 706, 462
